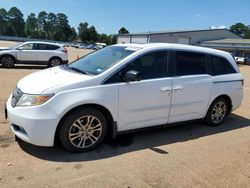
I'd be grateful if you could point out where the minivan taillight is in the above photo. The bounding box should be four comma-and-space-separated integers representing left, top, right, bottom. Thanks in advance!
241, 80, 244, 87
61, 47, 67, 54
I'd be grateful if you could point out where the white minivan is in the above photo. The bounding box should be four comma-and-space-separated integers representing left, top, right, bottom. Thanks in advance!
6, 43, 243, 152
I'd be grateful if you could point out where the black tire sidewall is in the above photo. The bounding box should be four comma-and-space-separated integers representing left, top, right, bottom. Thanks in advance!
49, 57, 61, 67
2, 56, 15, 68
59, 108, 107, 152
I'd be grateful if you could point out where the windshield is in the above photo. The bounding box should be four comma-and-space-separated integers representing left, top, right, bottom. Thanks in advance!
67, 46, 136, 75
10, 42, 26, 49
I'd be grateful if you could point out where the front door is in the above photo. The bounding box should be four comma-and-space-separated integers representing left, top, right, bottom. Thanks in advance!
117, 51, 172, 131
16, 43, 37, 62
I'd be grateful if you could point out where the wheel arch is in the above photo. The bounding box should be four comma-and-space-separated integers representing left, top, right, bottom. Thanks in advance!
49, 56, 63, 61
54, 103, 117, 145
0, 54, 16, 63
208, 94, 232, 115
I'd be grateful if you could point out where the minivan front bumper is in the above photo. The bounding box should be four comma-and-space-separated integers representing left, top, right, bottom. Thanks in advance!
6, 95, 60, 147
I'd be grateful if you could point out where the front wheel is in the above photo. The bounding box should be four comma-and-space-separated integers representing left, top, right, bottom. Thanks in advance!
205, 98, 229, 126
59, 108, 107, 152
1, 56, 15, 68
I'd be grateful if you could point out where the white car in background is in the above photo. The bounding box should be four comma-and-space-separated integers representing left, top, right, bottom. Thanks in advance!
6, 43, 243, 152
0, 41, 68, 68
234, 56, 246, 64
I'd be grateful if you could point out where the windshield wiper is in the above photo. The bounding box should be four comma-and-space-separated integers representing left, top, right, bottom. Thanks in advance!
66, 66, 93, 75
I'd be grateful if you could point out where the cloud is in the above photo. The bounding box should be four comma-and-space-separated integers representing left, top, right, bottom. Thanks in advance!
218, 25, 226, 29
195, 13, 207, 18
209, 25, 226, 29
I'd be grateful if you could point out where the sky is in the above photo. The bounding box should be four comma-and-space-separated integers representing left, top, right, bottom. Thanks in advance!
1, 0, 250, 34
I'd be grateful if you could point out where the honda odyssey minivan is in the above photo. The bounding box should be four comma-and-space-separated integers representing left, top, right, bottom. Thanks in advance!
6, 43, 244, 152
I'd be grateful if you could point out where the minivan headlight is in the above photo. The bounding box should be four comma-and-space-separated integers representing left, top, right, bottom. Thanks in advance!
16, 94, 54, 107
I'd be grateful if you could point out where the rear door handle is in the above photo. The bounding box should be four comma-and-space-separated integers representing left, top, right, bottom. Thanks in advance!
173, 86, 183, 91
160, 87, 172, 92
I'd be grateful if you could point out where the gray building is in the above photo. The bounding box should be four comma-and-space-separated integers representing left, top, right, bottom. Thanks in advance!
116, 29, 250, 58
199, 38, 250, 58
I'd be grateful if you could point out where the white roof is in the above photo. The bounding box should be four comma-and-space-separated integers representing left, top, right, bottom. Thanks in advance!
115, 43, 229, 57
22, 41, 63, 46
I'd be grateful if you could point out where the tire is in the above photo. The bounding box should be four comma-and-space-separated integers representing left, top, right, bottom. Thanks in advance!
204, 97, 229, 126
1, 55, 15, 68
49, 57, 62, 67
59, 108, 107, 152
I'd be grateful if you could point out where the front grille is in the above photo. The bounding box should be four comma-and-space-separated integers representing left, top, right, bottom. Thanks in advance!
11, 87, 23, 107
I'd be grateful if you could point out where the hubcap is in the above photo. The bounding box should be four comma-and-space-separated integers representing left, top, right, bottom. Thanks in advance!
211, 101, 227, 124
51, 59, 60, 66
69, 115, 102, 148
4, 57, 14, 67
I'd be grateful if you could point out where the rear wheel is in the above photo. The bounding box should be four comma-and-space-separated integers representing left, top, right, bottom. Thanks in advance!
49, 57, 61, 67
1, 56, 15, 68
205, 98, 229, 126
59, 108, 107, 152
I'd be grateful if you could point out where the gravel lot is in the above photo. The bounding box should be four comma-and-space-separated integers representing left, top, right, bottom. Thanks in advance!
0, 41, 250, 187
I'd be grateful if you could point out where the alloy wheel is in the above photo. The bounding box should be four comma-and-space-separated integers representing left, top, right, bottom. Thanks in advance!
50, 58, 61, 67
3, 57, 14, 68
211, 101, 227, 124
68, 115, 103, 148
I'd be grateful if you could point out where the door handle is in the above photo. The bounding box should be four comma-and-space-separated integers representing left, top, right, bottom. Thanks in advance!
173, 86, 183, 91
160, 87, 172, 92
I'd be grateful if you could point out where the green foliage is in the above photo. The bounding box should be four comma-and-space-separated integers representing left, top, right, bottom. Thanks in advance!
25, 13, 38, 38
97, 33, 116, 45
0, 6, 133, 43
0, 8, 8, 35
69, 27, 78, 41
118, 27, 129, 34
230, 23, 250, 39
7, 7, 25, 36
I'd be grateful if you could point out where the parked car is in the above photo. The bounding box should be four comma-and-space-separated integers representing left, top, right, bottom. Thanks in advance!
86, 44, 98, 50
234, 56, 246, 64
6, 43, 243, 152
0, 41, 68, 68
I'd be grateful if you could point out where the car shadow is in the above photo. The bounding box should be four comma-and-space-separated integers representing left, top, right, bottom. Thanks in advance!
17, 113, 250, 162
0, 65, 47, 70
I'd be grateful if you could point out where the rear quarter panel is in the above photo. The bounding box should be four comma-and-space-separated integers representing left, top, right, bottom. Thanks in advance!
209, 73, 243, 112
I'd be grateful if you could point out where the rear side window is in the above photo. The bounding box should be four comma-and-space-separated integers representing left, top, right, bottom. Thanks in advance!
48, 44, 60, 50
35, 44, 60, 50
37, 44, 48, 50
175, 51, 206, 76
211, 56, 236, 75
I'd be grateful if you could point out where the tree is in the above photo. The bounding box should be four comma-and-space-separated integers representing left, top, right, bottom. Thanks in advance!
98, 33, 115, 45
230, 23, 250, 38
25, 13, 38, 38
118, 27, 129, 34
7, 7, 25, 36
47, 12, 57, 40
37, 11, 48, 38
0, 8, 8, 35
55, 13, 72, 41
69, 27, 78, 41
78, 22, 89, 42
88, 26, 98, 42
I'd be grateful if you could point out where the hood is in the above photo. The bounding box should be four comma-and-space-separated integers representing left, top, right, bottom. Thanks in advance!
0, 47, 11, 51
17, 66, 92, 94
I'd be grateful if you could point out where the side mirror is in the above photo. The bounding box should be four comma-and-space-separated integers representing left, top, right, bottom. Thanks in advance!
124, 70, 141, 82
